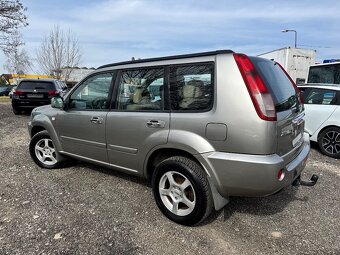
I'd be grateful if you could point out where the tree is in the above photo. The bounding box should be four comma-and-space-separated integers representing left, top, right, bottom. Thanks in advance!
3, 31, 32, 74
36, 26, 82, 82
0, 0, 28, 50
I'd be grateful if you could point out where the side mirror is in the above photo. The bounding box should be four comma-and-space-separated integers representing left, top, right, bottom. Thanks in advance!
51, 96, 64, 109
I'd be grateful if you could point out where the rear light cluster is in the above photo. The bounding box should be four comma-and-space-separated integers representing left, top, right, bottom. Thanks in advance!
234, 53, 277, 121
13, 89, 23, 95
48, 90, 59, 96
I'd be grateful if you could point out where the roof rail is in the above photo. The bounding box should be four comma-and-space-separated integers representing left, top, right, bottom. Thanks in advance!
97, 50, 234, 69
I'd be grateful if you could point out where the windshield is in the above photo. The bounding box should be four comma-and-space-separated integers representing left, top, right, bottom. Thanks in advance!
18, 81, 55, 90
308, 64, 340, 84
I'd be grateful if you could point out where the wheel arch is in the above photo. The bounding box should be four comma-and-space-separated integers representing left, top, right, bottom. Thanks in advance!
317, 125, 340, 141
30, 114, 62, 152
144, 148, 203, 181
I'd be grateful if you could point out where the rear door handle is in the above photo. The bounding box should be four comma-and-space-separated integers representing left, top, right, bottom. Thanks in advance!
146, 120, 165, 128
90, 116, 103, 124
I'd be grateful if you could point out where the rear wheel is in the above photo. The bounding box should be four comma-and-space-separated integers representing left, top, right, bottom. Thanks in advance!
318, 127, 340, 159
12, 107, 20, 115
152, 156, 213, 226
29, 130, 66, 168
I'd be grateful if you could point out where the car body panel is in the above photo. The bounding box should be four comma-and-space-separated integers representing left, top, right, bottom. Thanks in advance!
57, 110, 109, 163
106, 111, 170, 174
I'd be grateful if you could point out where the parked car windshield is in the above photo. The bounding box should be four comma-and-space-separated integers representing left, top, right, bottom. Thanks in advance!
250, 57, 298, 112
18, 81, 55, 90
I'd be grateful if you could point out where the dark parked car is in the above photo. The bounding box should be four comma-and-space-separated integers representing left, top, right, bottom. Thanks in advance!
0, 85, 16, 96
12, 78, 68, 114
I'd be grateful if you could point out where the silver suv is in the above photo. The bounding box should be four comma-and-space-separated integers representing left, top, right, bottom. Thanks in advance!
28, 50, 315, 225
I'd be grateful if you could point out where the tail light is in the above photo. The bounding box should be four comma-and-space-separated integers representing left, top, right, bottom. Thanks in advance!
48, 90, 59, 96
275, 62, 304, 105
13, 89, 23, 95
234, 53, 277, 121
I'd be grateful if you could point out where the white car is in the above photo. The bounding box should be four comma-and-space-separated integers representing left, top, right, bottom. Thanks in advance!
298, 84, 340, 158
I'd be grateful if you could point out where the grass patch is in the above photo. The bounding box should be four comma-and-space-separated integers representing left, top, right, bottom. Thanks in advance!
0, 96, 10, 103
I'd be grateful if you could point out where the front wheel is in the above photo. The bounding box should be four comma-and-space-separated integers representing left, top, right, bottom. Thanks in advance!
29, 130, 65, 169
318, 127, 340, 159
152, 156, 213, 226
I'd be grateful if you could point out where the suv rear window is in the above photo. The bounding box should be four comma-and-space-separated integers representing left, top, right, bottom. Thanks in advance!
250, 57, 298, 112
18, 81, 55, 90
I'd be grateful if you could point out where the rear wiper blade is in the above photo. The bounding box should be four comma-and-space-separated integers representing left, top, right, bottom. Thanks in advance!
34, 87, 46, 89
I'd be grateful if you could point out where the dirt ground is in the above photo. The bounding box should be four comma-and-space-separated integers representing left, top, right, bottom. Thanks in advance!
0, 102, 339, 255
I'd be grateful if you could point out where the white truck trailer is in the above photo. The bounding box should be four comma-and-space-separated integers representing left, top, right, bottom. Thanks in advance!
258, 47, 316, 84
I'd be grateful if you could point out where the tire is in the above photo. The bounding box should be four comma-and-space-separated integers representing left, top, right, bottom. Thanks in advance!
318, 127, 340, 159
152, 156, 213, 226
12, 107, 20, 115
29, 130, 65, 169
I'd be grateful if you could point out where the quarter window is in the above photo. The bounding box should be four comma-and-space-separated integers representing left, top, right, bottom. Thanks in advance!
69, 72, 113, 110
170, 64, 213, 111
116, 68, 164, 111
304, 88, 337, 105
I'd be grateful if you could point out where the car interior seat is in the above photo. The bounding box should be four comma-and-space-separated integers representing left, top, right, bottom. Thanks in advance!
179, 80, 206, 109
311, 93, 324, 104
126, 87, 151, 110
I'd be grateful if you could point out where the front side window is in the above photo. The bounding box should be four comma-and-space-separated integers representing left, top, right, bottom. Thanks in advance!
170, 64, 213, 111
304, 88, 337, 105
116, 68, 164, 111
69, 72, 113, 110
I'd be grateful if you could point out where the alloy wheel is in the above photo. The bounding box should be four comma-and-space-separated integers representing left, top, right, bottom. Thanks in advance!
158, 171, 196, 216
322, 130, 340, 155
34, 138, 57, 166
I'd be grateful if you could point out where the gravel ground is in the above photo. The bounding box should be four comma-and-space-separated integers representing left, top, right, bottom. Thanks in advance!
0, 102, 339, 255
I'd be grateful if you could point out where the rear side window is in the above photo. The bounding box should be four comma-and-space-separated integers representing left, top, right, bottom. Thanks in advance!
303, 88, 338, 105
116, 68, 164, 111
18, 81, 55, 90
170, 63, 213, 111
250, 57, 298, 112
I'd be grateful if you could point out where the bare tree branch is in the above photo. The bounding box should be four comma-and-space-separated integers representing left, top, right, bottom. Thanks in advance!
3, 31, 32, 74
36, 25, 82, 82
0, 0, 28, 50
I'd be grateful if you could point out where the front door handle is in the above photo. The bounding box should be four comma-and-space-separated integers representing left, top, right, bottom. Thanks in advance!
146, 120, 165, 128
90, 116, 103, 124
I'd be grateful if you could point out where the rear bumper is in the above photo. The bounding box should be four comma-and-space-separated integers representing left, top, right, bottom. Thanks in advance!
12, 99, 51, 109
199, 133, 310, 197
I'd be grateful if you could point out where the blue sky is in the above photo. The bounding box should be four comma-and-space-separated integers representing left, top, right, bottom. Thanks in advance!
1, 0, 340, 74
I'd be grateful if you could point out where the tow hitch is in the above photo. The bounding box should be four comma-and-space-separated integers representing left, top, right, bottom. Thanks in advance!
293, 174, 319, 187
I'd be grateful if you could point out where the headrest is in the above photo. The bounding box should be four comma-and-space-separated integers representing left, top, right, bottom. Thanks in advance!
133, 87, 143, 103
182, 80, 204, 98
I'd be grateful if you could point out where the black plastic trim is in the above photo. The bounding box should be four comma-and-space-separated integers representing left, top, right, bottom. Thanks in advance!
98, 50, 233, 69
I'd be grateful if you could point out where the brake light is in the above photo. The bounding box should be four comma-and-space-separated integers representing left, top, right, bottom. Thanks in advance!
48, 90, 59, 96
14, 89, 23, 95
275, 62, 304, 104
234, 53, 277, 121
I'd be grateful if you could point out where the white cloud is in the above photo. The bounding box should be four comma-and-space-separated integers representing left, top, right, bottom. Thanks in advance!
1, 0, 340, 74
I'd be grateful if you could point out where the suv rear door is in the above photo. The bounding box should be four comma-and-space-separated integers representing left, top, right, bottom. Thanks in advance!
16, 80, 56, 101
251, 57, 305, 161
105, 67, 169, 174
